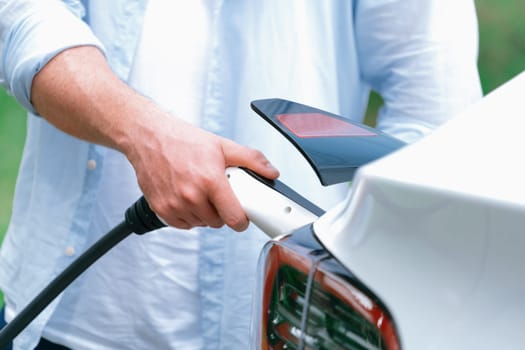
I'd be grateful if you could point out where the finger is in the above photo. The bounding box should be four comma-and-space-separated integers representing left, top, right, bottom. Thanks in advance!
185, 212, 208, 228
208, 175, 249, 232
220, 139, 279, 180
165, 217, 193, 230
191, 201, 224, 228
148, 196, 206, 229
165, 204, 216, 229
177, 183, 224, 228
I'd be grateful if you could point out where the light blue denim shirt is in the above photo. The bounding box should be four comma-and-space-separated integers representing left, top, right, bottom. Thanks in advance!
0, 1, 482, 349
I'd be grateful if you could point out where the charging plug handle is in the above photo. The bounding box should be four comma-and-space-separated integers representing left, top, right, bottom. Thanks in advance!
125, 196, 166, 234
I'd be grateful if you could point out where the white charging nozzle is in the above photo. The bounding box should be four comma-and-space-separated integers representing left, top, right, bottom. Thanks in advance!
226, 167, 322, 238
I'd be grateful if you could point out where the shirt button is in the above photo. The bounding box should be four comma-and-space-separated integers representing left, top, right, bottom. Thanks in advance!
65, 246, 76, 256
87, 159, 97, 170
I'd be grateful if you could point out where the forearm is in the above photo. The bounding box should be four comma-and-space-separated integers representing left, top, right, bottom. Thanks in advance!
0, 0, 104, 113
31, 45, 166, 158
31, 45, 279, 231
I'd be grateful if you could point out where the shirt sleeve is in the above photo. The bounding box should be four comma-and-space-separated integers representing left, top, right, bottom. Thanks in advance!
355, 0, 482, 143
0, 0, 105, 114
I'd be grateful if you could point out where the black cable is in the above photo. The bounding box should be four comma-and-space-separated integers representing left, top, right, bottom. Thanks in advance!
0, 196, 164, 347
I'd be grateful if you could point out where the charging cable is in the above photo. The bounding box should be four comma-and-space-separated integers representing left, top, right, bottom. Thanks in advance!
0, 196, 165, 347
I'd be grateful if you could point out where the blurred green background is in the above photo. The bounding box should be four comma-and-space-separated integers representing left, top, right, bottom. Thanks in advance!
0, 0, 524, 305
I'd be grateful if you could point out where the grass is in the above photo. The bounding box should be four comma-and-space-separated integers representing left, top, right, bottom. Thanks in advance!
0, 90, 26, 306
0, 0, 524, 309
0, 91, 26, 238
477, 0, 525, 93
365, 0, 525, 124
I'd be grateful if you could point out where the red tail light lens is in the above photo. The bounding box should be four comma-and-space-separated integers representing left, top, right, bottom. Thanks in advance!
256, 234, 400, 350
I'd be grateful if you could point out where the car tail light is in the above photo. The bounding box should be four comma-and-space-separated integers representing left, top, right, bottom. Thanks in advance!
252, 227, 400, 350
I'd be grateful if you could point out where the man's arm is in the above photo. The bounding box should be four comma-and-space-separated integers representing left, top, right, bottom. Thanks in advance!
0, 0, 104, 113
30, 45, 279, 231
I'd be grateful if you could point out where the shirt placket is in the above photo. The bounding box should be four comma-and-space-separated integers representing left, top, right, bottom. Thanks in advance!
198, 1, 231, 349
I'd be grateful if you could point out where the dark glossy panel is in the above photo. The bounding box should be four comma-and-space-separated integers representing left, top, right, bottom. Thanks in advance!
282, 226, 386, 311
251, 98, 406, 185
264, 226, 400, 349
283, 226, 386, 304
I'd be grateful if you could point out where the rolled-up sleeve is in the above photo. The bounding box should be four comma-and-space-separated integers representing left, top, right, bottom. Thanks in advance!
355, 0, 482, 143
0, 0, 105, 114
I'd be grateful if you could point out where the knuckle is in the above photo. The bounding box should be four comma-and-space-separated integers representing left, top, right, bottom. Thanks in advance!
200, 174, 216, 189
206, 178, 222, 195
179, 186, 200, 204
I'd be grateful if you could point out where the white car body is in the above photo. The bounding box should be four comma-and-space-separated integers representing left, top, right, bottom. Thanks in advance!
314, 71, 525, 349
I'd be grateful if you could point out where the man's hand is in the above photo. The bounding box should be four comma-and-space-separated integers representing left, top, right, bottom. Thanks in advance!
31, 46, 279, 231
125, 114, 279, 231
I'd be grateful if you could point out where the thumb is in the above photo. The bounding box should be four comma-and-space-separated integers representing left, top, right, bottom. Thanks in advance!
221, 139, 279, 180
